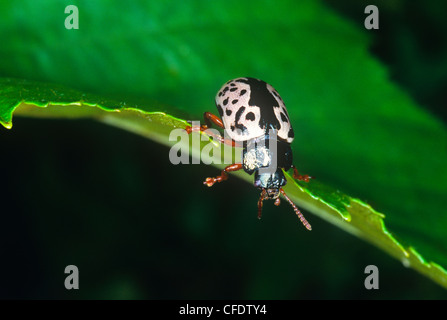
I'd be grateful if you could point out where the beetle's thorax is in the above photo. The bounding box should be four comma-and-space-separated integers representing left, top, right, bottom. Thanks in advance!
242, 134, 293, 191
242, 136, 273, 173
242, 135, 293, 171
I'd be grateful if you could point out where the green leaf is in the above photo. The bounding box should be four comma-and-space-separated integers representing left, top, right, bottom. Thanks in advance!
1, 77, 447, 290
0, 78, 188, 142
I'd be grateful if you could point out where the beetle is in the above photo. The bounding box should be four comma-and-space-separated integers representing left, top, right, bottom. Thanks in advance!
186, 77, 312, 230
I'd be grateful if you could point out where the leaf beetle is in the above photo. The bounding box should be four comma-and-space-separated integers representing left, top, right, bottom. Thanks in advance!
186, 77, 312, 230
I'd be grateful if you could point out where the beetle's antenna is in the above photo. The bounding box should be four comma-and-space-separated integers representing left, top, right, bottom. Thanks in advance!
257, 189, 267, 219
280, 188, 312, 231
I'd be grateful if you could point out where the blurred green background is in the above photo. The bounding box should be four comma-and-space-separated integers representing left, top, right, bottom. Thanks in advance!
1, 0, 447, 299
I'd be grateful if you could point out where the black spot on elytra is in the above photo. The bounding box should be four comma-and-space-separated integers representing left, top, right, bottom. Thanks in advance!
226, 109, 232, 116
280, 112, 288, 122
230, 83, 236, 86
235, 78, 281, 132
218, 91, 223, 97
223, 97, 229, 106
230, 87, 237, 92
235, 106, 245, 123
272, 90, 283, 101
236, 123, 247, 133
230, 125, 235, 131
222, 86, 229, 94
240, 89, 247, 96
217, 104, 223, 117
245, 112, 255, 121
232, 99, 239, 104
236, 123, 247, 135
288, 128, 294, 139
234, 106, 247, 134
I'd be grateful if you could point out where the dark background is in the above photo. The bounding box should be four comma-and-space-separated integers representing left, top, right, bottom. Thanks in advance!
1, 1, 447, 299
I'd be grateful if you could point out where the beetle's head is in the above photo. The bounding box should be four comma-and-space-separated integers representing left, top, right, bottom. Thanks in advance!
262, 188, 280, 199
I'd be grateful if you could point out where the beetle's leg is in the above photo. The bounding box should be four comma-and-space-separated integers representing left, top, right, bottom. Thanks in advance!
274, 197, 281, 206
204, 163, 243, 187
257, 189, 267, 219
291, 165, 312, 183
185, 112, 240, 147
280, 188, 312, 231
203, 111, 224, 129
